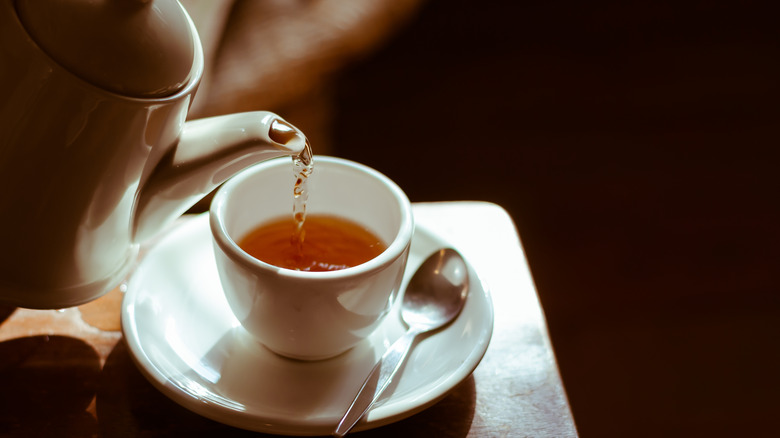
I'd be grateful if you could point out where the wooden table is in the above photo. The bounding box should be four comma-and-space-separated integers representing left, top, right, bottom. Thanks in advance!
0, 202, 577, 437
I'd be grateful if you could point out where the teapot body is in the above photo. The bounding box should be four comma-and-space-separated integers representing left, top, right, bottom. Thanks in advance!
0, 2, 306, 309
0, 1, 202, 308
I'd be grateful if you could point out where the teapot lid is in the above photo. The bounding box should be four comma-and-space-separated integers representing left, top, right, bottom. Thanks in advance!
15, 0, 196, 98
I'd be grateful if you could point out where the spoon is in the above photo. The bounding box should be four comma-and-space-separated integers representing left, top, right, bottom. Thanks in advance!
333, 248, 469, 436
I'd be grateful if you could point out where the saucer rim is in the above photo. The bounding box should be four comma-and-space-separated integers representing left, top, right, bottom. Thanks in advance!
121, 213, 494, 435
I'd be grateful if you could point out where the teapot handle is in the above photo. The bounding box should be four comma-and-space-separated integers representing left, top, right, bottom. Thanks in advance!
132, 111, 305, 242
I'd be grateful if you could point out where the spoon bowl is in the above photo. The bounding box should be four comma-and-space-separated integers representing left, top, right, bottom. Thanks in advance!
401, 248, 469, 330
334, 248, 469, 436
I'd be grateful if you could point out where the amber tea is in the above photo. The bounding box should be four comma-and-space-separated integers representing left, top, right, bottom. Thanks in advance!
238, 214, 387, 271
239, 140, 385, 271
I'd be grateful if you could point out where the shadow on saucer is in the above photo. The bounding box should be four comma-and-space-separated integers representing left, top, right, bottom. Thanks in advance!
0, 335, 100, 437
96, 335, 476, 437
97, 339, 256, 437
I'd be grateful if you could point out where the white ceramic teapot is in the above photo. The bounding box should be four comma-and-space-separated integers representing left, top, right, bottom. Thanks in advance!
0, 0, 308, 308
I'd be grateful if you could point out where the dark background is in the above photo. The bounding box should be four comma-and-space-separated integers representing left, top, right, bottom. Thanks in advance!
328, 0, 780, 436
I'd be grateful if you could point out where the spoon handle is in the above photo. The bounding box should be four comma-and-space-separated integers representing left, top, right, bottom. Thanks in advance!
334, 328, 421, 436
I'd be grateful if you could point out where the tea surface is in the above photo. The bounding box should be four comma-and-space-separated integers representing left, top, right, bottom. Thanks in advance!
238, 215, 387, 271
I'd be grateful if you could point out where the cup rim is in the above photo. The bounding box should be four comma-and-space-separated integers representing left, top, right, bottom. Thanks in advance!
210, 156, 414, 280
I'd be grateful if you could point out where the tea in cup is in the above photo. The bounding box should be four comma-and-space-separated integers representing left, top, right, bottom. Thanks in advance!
209, 156, 413, 360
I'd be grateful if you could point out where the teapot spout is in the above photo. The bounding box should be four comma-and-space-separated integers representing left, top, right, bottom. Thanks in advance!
133, 111, 305, 242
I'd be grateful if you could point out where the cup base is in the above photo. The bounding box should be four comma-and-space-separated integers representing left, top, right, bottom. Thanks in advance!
258, 340, 356, 362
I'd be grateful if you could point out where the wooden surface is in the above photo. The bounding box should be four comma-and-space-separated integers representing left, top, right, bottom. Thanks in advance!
0, 202, 576, 437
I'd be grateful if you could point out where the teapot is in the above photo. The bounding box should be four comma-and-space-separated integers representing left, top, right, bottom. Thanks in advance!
0, 0, 308, 308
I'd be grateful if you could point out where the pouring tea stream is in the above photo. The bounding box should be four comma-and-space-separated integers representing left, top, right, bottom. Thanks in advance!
0, 0, 307, 308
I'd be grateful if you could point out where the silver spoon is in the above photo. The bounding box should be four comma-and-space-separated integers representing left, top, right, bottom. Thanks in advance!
333, 248, 469, 436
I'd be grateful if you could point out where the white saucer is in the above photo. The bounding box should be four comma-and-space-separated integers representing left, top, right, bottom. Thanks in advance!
121, 213, 494, 436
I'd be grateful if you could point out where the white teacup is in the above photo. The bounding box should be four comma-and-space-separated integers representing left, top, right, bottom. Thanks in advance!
210, 156, 414, 360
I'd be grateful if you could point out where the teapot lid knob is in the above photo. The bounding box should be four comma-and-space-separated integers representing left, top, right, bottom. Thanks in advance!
15, 0, 196, 98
